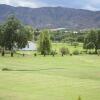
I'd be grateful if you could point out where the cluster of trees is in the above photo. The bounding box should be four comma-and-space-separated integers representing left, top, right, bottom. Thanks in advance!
0, 15, 100, 57
0, 15, 52, 57
50, 30, 85, 43
50, 29, 100, 54
83, 30, 100, 54
0, 15, 34, 56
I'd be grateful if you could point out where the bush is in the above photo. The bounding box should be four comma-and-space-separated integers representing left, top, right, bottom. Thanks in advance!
73, 50, 80, 55
70, 53, 73, 56
60, 47, 70, 56
2, 68, 11, 71
51, 50, 57, 57
97, 50, 100, 56
34, 53, 37, 56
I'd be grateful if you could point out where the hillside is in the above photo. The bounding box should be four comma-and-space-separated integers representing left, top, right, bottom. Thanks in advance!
0, 4, 100, 29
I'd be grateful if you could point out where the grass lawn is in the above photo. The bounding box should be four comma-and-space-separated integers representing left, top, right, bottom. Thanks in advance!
0, 54, 100, 100
52, 43, 83, 53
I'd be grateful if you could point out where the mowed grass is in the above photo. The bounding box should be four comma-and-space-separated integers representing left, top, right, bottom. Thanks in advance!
0, 55, 100, 100
52, 43, 83, 53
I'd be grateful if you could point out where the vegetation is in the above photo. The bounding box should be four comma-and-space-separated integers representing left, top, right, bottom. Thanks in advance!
60, 47, 70, 56
0, 15, 33, 56
0, 14, 100, 100
0, 55, 100, 100
38, 30, 51, 55
83, 30, 100, 54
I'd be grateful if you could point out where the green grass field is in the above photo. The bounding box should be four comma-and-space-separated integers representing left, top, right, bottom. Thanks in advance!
53, 43, 83, 53
0, 54, 100, 100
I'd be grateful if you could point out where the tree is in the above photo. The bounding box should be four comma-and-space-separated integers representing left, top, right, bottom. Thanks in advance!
38, 30, 51, 55
0, 15, 33, 57
0, 25, 5, 56
34, 28, 40, 41
60, 47, 69, 56
86, 42, 95, 51
83, 30, 100, 54
3, 15, 21, 56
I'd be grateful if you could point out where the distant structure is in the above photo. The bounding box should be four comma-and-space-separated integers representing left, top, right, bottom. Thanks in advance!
21, 41, 37, 51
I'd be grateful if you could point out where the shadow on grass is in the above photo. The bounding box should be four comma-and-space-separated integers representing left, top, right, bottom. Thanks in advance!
2, 68, 65, 71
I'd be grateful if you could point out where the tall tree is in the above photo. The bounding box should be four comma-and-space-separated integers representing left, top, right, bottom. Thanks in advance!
3, 15, 21, 56
34, 28, 40, 41
0, 25, 5, 56
38, 30, 51, 55
0, 15, 33, 56
83, 30, 100, 54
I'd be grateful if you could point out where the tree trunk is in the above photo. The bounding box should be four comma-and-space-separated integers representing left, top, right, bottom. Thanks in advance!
11, 50, 14, 57
2, 50, 5, 56
95, 48, 97, 54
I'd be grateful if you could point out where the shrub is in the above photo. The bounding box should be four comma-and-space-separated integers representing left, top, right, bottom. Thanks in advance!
51, 50, 57, 57
60, 47, 70, 56
34, 53, 37, 56
70, 53, 73, 56
73, 50, 80, 55
97, 50, 100, 56
2, 68, 11, 71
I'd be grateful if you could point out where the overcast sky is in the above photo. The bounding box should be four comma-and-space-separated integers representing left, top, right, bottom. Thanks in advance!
0, 0, 100, 11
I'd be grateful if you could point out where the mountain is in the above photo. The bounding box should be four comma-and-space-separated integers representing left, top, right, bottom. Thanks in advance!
0, 4, 100, 30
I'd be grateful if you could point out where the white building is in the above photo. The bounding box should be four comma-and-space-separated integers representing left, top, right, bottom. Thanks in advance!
21, 41, 37, 51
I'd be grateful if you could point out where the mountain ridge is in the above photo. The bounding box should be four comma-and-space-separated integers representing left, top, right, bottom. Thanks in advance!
0, 4, 100, 29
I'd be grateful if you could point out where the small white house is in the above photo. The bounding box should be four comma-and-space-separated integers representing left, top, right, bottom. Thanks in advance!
21, 41, 37, 51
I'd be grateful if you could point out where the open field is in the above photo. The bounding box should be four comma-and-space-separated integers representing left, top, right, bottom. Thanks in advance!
53, 43, 83, 52
17, 43, 83, 55
0, 55, 100, 100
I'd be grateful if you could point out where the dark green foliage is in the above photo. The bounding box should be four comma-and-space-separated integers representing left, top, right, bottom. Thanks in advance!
1, 50, 5, 56
86, 42, 95, 50
34, 53, 37, 56
2, 68, 11, 71
34, 29, 40, 41
23, 53, 25, 57
70, 53, 73, 56
83, 30, 100, 54
0, 15, 33, 56
11, 51, 14, 57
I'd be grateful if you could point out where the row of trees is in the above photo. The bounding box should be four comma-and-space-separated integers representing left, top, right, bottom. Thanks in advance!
0, 15, 52, 57
0, 15, 100, 57
0, 15, 34, 56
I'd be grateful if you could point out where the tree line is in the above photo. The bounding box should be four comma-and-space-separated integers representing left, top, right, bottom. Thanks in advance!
0, 15, 52, 57
0, 15, 100, 57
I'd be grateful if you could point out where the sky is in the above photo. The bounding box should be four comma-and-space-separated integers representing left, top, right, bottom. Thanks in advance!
0, 0, 100, 11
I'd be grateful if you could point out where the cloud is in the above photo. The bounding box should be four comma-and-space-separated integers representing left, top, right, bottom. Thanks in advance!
0, 0, 100, 10
0, 0, 47, 8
